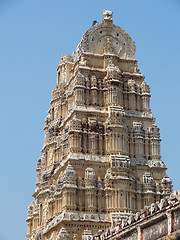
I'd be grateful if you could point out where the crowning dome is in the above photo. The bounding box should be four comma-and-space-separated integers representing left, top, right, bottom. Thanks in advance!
72, 10, 136, 61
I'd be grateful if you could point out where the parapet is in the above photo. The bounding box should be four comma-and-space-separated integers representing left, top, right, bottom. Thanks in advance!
94, 191, 180, 240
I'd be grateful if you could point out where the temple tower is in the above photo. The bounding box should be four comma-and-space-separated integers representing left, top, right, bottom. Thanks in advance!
26, 11, 172, 240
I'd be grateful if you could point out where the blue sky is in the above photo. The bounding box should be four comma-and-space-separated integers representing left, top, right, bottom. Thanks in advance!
0, 1, 180, 239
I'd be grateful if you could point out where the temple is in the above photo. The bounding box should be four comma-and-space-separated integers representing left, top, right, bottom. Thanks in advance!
26, 10, 172, 240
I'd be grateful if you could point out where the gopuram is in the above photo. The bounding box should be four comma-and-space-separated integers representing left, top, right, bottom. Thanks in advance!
26, 10, 172, 240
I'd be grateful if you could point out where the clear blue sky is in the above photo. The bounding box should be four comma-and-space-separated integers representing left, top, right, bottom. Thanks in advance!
0, 1, 180, 239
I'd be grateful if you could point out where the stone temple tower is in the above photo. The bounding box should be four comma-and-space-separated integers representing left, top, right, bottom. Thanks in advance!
26, 11, 172, 240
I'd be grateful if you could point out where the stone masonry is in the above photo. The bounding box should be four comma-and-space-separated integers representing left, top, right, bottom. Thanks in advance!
26, 11, 172, 240
94, 191, 180, 240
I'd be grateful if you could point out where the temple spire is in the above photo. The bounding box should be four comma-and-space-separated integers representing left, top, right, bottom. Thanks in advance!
26, 11, 172, 240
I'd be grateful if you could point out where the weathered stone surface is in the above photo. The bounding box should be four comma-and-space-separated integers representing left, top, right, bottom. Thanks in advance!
95, 191, 180, 240
26, 10, 172, 240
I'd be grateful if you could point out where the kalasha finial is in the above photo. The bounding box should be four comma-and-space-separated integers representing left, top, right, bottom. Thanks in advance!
103, 10, 113, 23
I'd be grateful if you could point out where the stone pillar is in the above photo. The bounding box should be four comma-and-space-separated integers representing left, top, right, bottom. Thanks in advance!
112, 85, 118, 106
136, 95, 141, 111
137, 226, 142, 240
166, 210, 173, 235
99, 89, 103, 107
59, 196, 62, 213
78, 189, 83, 211
97, 190, 103, 212
123, 84, 128, 109
119, 82, 123, 106
62, 191, 67, 210
86, 88, 90, 105
105, 190, 110, 210
92, 89, 98, 105
55, 199, 58, 215
144, 134, 149, 160
69, 133, 73, 152
124, 191, 127, 209
114, 134, 117, 152
36, 167, 41, 184
120, 191, 123, 208
103, 89, 108, 106
142, 95, 150, 111
89, 134, 98, 154
129, 93, 136, 110
122, 132, 129, 155
82, 132, 88, 153
150, 138, 160, 160
105, 134, 110, 155
85, 189, 97, 212
117, 190, 120, 209
137, 193, 141, 211
71, 132, 82, 153
27, 220, 32, 236
99, 134, 103, 155
78, 132, 82, 153
115, 190, 118, 209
